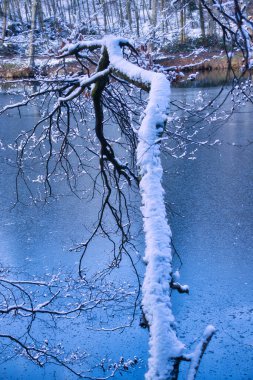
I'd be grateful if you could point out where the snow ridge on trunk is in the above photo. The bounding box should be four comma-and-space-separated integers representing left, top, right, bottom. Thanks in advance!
136, 72, 185, 380
105, 36, 184, 379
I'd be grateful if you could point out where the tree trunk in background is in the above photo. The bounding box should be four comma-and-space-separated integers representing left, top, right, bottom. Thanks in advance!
206, 0, 217, 37
24, 1, 30, 23
66, 0, 72, 23
51, 0, 57, 19
85, 0, 91, 29
126, 0, 132, 31
108, 0, 114, 30
180, 3, 186, 43
246, 0, 253, 16
13, 0, 24, 24
151, 0, 157, 26
45, 0, 52, 17
133, 0, 140, 37
92, 0, 100, 28
143, 0, 151, 23
102, 0, 108, 32
28, 0, 37, 68
37, 0, 44, 31
0, 0, 8, 49
118, 0, 124, 27
57, 0, 65, 22
161, 0, 167, 33
199, 0, 205, 38
208, 12, 216, 37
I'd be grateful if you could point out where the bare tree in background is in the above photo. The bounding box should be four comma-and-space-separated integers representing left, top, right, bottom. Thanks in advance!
28, 0, 38, 68
0, 0, 7, 49
201, 0, 253, 70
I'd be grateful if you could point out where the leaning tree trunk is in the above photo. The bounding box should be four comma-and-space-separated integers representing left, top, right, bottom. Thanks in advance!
94, 39, 185, 378
58, 36, 217, 380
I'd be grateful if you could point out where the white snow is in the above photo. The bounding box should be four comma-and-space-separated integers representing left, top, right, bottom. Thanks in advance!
104, 36, 155, 87
203, 325, 216, 338
102, 36, 185, 379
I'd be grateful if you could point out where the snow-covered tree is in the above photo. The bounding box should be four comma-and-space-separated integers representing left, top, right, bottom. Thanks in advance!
0, 34, 219, 380
1, 1, 253, 378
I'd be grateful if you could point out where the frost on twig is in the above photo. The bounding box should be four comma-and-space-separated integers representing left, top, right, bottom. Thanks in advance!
186, 325, 216, 380
170, 270, 189, 294
170, 281, 189, 294
0, 268, 139, 378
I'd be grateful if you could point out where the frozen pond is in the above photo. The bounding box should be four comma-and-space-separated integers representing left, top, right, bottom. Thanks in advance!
165, 86, 253, 380
0, 82, 252, 379
0, 90, 147, 380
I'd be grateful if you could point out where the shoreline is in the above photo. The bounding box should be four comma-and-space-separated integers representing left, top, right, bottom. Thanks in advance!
0, 50, 243, 80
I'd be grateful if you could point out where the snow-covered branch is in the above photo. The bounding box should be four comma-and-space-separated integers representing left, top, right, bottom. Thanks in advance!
80, 36, 186, 379
62, 35, 214, 379
187, 325, 216, 380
